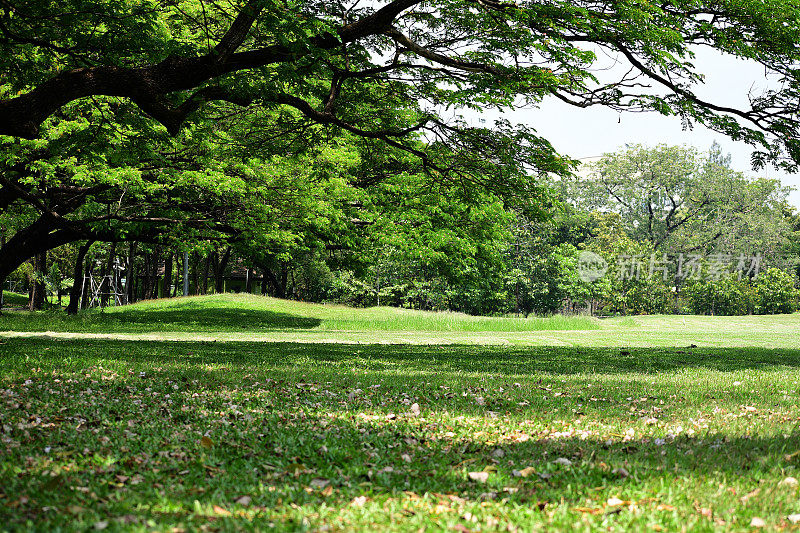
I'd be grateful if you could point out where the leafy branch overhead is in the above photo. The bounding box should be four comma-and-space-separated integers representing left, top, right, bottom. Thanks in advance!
1, 0, 800, 172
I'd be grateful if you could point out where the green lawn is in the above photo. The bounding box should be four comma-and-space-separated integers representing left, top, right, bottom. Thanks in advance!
1, 296, 800, 531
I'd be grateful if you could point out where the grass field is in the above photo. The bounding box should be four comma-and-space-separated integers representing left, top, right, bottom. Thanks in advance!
1, 295, 800, 531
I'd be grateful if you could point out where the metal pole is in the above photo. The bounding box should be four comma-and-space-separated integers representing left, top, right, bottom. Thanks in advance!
183, 251, 189, 296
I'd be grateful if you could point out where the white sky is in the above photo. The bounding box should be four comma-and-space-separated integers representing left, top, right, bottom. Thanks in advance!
476, 47, 800, 207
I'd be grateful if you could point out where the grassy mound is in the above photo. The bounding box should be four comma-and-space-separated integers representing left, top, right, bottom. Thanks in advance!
0, 293, 599, 333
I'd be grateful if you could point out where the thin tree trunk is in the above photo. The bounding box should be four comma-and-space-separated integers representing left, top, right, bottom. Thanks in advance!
190, 253, 199, 296
0, 227, 4, 312
67, 241, 94, 314
81, 251, 93, 310
150, 247, 162, 299
245, 268, 253, 294
126, 242, 138, 304
201, 254, 211, 294
172, 253, 180, 297
162, 251, 173, 298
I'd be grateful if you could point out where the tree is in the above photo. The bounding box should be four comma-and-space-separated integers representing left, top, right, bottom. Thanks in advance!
3, 0, 800, 304
567, 144, 792, 257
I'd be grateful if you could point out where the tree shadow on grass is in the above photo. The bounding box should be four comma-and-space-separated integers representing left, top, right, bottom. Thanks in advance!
0, 304, 322, 333
2, 392, 799, 530
2, 338, 800, 530
95, 306, 322, 332
3, 338, 800, 374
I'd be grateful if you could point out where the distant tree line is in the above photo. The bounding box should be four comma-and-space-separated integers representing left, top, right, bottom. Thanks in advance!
4, 143, 799, 317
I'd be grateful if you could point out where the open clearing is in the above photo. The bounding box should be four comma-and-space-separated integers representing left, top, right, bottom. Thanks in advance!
1, 295, 800, 531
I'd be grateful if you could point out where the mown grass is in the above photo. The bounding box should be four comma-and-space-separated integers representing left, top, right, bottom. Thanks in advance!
0, 293, 599, 333
2, 338, 800, 531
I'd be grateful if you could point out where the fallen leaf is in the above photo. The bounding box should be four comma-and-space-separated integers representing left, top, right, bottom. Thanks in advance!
607, 497, 625, 507
321, 485, 333, 496
740, 488, 760, 503
612, 467, 629, 478
574, 507, 603, 515
200, 436, 214, 449
491, 448, 505, 459
410, 403, 421, 416
787, 513, 800, 524
656, 504, 675, 512
512, 467, 536, 478
93, 521, 109, 530
211, 505, 231, 517
750, 517, 766, 528
310, 478, 330, 489
351, 496, 368, 507
285, 463, 308, 475
234, 496, 251, 506
553, 458, 572, 466
779, 477, 799, 487
468, 472, 489, 483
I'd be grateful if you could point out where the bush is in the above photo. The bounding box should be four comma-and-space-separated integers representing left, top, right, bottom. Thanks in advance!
683, 274, 756, 316
754, 268, 798, 315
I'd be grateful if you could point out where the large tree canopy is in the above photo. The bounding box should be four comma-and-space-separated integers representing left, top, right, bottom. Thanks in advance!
1, 0, 800, 171
3, 0, 800, 308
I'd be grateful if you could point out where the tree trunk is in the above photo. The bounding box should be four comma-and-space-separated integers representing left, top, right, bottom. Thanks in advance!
190, 252, 199, 296
29, 253, 47, 310
261, 265, 287, 299
0, 216, 81, 300
162, 251, 173, 298
0, 227, 5, 312
201, 254, 211, 294
245, 268, 253, 294
81, 251, 93, 310
67, 241, 94, 315
126, 242, 138, 304
213, 246, 231, 294
150, 247, 162, 299
172, 253, 180, 297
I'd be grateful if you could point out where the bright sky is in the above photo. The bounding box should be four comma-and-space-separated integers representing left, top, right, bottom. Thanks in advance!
487, 47, 800, 207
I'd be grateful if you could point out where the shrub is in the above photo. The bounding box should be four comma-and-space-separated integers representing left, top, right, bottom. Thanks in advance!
683, 274, 756, 316
754, 268, 797, 315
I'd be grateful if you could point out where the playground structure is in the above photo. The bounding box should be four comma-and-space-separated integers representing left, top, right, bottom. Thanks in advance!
83, 259, 127, 309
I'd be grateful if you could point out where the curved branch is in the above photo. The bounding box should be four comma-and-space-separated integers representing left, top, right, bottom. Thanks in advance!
0, 0, 424, 138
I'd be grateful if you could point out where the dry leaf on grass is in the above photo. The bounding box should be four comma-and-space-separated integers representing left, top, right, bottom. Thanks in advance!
468, 471, 489, 483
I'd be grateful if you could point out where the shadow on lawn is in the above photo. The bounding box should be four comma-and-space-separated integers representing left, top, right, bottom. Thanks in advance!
2, 338, 800, 529
6, 338, 794, 374
0, 304, 322, 332
2, 338, 800, 376
3, 407, 799, 529
98, 306, 322, 331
